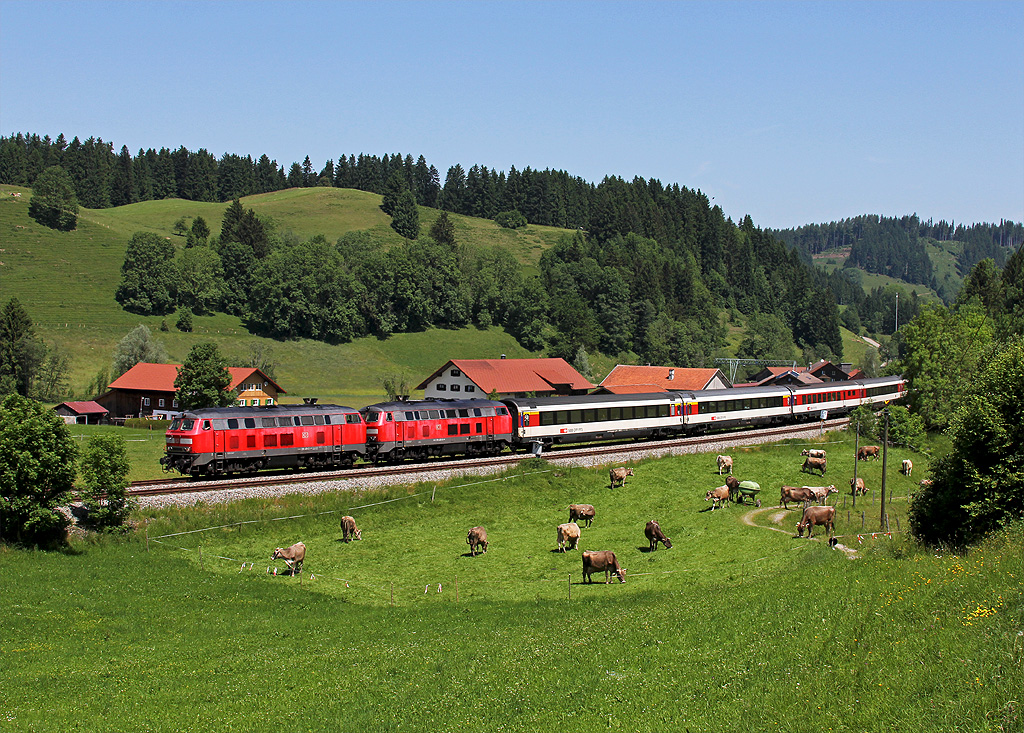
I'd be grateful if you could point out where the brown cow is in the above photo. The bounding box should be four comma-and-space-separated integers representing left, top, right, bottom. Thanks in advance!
901, 459, 913, 477
717, 455, 733, 475
271, 542, 306, 575
466, 526, 488, 556
609, 466, 634, 488
569, 504, 596, 527
582, 550, 625, 583
644, 520, 672, 550
857, 445, 881, 461
705, 485, 730, 510
850, 477, 868, 496
796, 505, 836, 539
340, 515, 362, 542
780, 485, 817, 509
803, 485, 838, 504
556, 522, 581, 552
801, 456, 827, 475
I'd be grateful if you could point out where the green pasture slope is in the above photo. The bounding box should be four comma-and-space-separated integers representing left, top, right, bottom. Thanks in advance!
0, 185, 565, 398
2, 431, 1021, 732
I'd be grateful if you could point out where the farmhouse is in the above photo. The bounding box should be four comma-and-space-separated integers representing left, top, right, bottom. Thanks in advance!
96, 362, 285, 419
595, 365, 731, 394
52, 400, 109, 425
416, 358, 594, 400
751, 360, 854, 386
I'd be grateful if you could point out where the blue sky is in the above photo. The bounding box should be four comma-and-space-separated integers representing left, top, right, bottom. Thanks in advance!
1, 0, 1021, 229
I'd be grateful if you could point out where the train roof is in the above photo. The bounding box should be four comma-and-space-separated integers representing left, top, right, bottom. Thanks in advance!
363, 398, 506, 412
178, 403, 359, 418
502, 392, 681, 409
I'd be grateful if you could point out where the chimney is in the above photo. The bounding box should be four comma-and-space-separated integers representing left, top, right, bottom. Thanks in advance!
668, 369, 675, 381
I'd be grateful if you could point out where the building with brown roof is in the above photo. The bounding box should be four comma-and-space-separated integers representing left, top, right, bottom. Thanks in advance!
415, 358, 595, 400
596, 365, 731, 394
750, 360, 851, 386
53, 401, 108, 425
96, 363, 285, 419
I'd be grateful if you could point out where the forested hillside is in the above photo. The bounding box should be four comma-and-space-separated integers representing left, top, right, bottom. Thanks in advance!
770, 215, 1023, 301
0, 132, 848, 371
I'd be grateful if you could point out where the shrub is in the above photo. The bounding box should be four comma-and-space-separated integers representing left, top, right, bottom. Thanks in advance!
79, 433, 134, 531
494, 210, 527, 229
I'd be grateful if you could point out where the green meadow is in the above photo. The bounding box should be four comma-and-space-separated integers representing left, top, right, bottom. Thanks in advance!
2, 430, 1020, 732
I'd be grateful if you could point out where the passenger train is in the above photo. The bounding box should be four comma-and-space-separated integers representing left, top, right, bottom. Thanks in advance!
161, 375, 905, 477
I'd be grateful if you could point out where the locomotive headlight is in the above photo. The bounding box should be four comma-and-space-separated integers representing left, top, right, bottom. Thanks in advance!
178, 438, 193, 445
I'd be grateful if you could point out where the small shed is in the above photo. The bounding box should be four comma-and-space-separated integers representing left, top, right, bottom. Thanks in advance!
53, 401, 109, 425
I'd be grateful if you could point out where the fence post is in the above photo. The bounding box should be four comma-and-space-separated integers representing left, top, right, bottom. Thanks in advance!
199, 545, 204, 571
145, 528, 149, 551
455, 575, 459, 603
861, 512, 865, 530
568, 573, 572, 602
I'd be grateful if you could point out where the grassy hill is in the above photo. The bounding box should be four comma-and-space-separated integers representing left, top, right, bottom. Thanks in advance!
2, 437, 1020, 731
0, 185, 568, 400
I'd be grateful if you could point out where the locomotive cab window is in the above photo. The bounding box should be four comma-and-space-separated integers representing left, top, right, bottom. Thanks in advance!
203, 420, 211, 430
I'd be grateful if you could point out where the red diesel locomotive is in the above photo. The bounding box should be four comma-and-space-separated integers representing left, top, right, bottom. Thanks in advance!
361, 399, 514, 462
161, 402, 366, 476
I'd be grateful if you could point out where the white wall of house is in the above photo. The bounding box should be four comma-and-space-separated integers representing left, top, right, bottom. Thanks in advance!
422, 367, 485, 399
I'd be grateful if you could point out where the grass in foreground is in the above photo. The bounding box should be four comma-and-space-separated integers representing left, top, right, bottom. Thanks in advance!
2, 432, 1020, 732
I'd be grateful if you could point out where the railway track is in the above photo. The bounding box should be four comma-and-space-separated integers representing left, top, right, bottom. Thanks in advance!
129, 417, 849, 499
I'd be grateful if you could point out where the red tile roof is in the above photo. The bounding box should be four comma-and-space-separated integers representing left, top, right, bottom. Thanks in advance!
415, 358, 594, 393
600, 365, 726, 391
56, 401, 108, 414
108, 363, 285, 394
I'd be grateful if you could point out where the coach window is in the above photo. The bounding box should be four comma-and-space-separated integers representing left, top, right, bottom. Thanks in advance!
596, 408, 608, 421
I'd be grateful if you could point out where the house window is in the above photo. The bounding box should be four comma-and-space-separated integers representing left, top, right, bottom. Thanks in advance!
172, 399, 178, 408
143, 397, 151, 406
158, 399, 165, 408
450, 369, 461, 377
251, 398, 260, 406
451, 384, 461, 392
238, 399, 245, 406
465, 385, 475, 393
437, 383, 447, 391
266, 398, 274, 405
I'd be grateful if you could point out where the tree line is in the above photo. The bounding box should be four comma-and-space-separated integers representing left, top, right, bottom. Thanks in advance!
770, 215, 1023, 298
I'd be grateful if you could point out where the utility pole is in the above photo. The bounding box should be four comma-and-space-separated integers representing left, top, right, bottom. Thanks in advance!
880, 406, 890, 531
852, 416, 860, 510
895, 293, 899, 333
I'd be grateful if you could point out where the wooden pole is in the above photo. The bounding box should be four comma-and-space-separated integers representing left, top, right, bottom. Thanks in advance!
568, 573, 572, 602
880, 407, 890, 530
145, 528, 149, 551
455, 575, 459, 602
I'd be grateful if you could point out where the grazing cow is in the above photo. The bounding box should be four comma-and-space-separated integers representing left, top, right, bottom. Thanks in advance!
582, 550, 625, 584
644, 520, 672, 550
466, 526, 488, 556
556, 522, 581, 552
717, 455, 733, 475
780, 485, 817, 510
803, 485, 838, 504
801, 448, 827, 460
857, 445, 881, 461
340, 515, 361, 542
796, 505, 836, 539
725, 475, 740, 492
705, 485, 730, 510
901, 459, 913, 477
801, 456, 827, 475
569, 504, 596, 527
271, 542, 306, 575
609, 466, 634, 488
850, 477, 868, 496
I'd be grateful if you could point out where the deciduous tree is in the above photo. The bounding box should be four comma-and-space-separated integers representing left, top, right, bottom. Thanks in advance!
173, 342, 235, 411
28, 165, 78, 231
112, 324, 168, 378
115, 232, 177, 315
79, 433, 134, 531
0, 394, 77, 547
